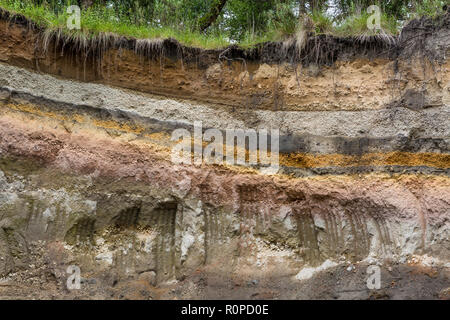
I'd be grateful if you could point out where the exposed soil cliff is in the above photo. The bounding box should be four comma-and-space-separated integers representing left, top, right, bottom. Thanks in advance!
0, 11, 449, 299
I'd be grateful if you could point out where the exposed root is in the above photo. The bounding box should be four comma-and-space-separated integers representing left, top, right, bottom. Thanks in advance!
135, 38, 164, 59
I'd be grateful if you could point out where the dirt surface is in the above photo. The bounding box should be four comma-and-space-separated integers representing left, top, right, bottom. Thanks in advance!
0, 109, 448, 300
0, 10, 448, 300
1, 260, 449, 300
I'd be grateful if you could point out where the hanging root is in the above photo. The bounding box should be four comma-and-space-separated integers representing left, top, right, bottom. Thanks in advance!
135, 38, 164, 60
0, 6, 446, 74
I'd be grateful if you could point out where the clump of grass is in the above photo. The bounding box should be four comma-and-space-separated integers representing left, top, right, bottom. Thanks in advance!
265, 1, 298, 39
0, 0, 230, 49
0, 0, 446, 51
236, 30, 274, 49
310, 11, 334, 34
410, 0, 446, 19
336, 10, 399, 37
264, 9, 334, 45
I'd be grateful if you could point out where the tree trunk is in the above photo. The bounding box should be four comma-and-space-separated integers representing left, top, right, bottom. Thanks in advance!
198, 0, 228, 32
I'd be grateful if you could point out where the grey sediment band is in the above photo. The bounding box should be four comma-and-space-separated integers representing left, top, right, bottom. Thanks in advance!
1, 85, 449, 156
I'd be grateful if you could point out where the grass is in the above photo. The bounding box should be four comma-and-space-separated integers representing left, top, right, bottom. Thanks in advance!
0, 0, 445, 50
335, 11, 400, 37
410, 0, 447, 19
0, 0, 230, 49
310, 11, 334, 35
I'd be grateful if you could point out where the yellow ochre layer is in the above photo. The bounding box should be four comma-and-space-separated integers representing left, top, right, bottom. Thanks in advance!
1, 102, 449, 170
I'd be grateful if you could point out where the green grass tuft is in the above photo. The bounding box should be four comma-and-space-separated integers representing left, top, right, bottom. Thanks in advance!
335, 11, 399, 37
0, 0, 446, 50
411, 0, 446, 19
310, 11, 334, 35
0, 0, 230, 49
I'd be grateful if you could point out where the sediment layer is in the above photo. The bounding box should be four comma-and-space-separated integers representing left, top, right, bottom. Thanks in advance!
0, 105, 449, 297
0, 63, 448, 270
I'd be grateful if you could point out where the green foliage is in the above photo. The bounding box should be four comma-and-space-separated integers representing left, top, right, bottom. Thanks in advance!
0, 0, 447, 48
310, 10, 333, 34
224, 0, 278, 40
0, 0, 228, 48
411, 0, 446, 19
266, 1, 298, 38
336, 9, 399, 36
335, 1, 409, 21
